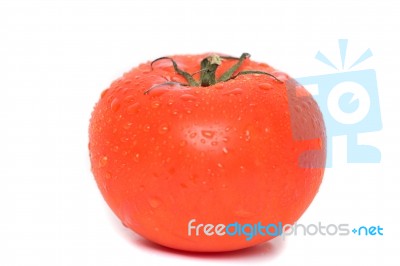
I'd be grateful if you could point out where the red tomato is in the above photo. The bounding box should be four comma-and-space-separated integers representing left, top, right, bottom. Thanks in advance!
89, 53, 326, 252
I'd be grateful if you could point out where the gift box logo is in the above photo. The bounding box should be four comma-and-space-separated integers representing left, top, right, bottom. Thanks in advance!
294, 39, 382, 167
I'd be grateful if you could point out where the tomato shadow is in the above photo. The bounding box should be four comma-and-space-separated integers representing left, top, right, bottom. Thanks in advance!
107, 211, 286, 262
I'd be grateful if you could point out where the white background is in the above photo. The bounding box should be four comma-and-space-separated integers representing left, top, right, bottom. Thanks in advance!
1, 0, 399, 265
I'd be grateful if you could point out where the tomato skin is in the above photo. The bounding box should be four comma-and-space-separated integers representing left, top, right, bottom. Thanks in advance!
89, 53, 326, 252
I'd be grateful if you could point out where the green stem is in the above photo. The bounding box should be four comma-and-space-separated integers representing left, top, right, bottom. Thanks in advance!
199, 54, 221, 87
147, 53, 281, 93
151, 57, 199, 86
218, 53, 250, 82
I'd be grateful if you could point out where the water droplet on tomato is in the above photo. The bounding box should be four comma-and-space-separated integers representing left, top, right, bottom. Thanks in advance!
245, 130, 251, 141
105, 171, 112, 180
143, 124, 151, 132
217, 163, 224, 168
148, 197, 162, 208
111, 98, 121, 112
133, 153, 140, 163
123, 122, 133, 129
258, 83, 273, 90
200, 139, 206, 144
99, 156, 108, 167
120, 137, 129, 142
149, 87, 169, 97
158, 124, 169, 134
222, 147, 229, 154
189, 132, 197, 138
126, 103, 140, 115
124, 95, 135, 103
112, 145, 119, 152
211, 141, 218, 146
223, 88, 243, 95
201, 130, 215, 138
151, 101, 161, 108
179, 140, 187, 147
180, 94, 197, 101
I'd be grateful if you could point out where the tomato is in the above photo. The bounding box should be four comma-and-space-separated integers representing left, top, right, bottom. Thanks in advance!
89, 53, 326, 252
